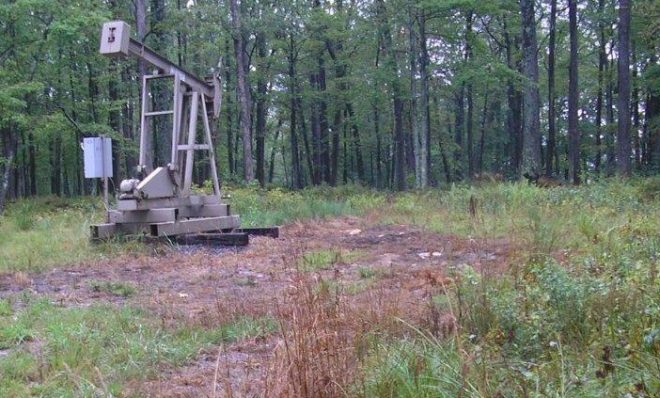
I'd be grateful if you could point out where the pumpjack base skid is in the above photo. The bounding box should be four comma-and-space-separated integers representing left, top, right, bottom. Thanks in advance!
173, 228, 280, 247
90, 195, 241, 240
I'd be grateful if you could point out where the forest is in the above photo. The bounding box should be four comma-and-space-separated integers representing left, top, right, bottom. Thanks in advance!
0, 0, 658, 207
0, 0, 659, 397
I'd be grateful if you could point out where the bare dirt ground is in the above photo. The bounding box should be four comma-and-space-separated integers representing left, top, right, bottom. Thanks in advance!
0, 215, 517, 397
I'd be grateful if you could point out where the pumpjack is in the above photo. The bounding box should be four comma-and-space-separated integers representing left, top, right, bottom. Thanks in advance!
91, 21, 264, 241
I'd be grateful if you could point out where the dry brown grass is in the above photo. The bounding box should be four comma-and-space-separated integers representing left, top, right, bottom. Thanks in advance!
264, 273, 359, 398
262, 266, 453, 398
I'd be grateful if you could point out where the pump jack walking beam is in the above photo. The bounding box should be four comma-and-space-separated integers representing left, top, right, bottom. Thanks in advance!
100, 21, 221, 116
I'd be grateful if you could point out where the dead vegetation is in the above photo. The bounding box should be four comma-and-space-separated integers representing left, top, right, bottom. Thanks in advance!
0, 215, 515, 397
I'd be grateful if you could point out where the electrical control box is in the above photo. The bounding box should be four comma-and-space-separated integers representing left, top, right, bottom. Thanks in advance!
83, 137, 113, 179
99, 21, 130, 57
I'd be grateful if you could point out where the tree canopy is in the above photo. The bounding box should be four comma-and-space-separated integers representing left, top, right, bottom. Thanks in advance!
1, 0, 658, 208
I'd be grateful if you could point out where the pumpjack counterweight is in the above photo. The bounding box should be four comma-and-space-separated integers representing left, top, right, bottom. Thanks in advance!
91, 20, 240, 239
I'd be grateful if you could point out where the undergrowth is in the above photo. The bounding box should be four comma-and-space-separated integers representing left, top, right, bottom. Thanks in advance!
359, 178, 659, 397
0, 185, 384, 273
227, 184, 385, 227
0, 296, 275, 396
0, 196, 146, 273
0, 179, 657, 396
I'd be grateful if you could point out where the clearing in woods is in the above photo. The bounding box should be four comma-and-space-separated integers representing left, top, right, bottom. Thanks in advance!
0, 214, 515, 396
1, 182, 656, 397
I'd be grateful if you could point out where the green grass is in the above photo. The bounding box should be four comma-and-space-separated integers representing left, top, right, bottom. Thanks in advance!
358, 267, 378, 279
314, 278, 373, 297
0, 186, 384, 274
0, 297, 276, 396
360, 338, 468, 398
0, 179, 658, 396
3, 180, 657, 274
227, 184, 386, 227
382, 178, 659, 257
89, 280, 137, 298
357, 178, 660, 397
0, 196, 148, 273
297, 249, 364, 272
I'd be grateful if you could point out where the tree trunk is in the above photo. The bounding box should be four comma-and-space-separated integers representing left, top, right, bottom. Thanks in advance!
631, 43, 641, 169
268, 118, 283, 184
309, 72, 322, 185
438, 99, 452, 183
547, 0, 557, 176
288, 37, 303, 189
647, 89, 660, 171
418, 11, 432, 186
617, 0, 632, 177
409, 8, 421, 187
51, 132, 62, 196
374, 104, 383, 188
520, 0, 542, 175
223, 45, 235, 176
465, 11, 474, 179
346, 104, 365, 181
644, 55, 660, 174
149, 0, 169, 168
122, 65, 137, 176
376, 0, 406, 190
318, 59, 330, 184
478, 89, 489, 173
0, 125, 17, 215
325, 4, 347, 186
606, 41, 616, 173
503, 16, 522, 176
108, 61, 121, 192
373, 43, 383, 188
135, 0, 147, 77
568, 0, 580, 185
28, 131, 36, 196
175, 0, 187, 66
230, 0, 254, 182
343, 122, 349, 184
299, 95, 314, 184
454, 89, 464, 180
255, 32, 268, 187
595, 0, 606, 174
330, 106, 341, 186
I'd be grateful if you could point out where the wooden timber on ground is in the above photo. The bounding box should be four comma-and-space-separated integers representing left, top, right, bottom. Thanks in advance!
174, 232, 250, 246
91, 195, 241, 239
172, 227, 280, 247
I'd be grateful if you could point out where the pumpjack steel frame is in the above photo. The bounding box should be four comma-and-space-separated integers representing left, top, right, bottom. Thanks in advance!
91, 20, 241, 239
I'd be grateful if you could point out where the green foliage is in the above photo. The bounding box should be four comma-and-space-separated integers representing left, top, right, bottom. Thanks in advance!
358, 267, 378, 279
298, 249, 363, 272
383, 180, 659, 256
89, 280, 137, 298
359, 181, 659, 397
0, 182, 657, 396
210, 316, 278, 344
11, 202, 35, 231
0, 196, 148, 273
0, 299, 12, 317
361, 338, 468, 398
0, 298, 276, 396
0, 187, 385, 273
226, 185, 386, 227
